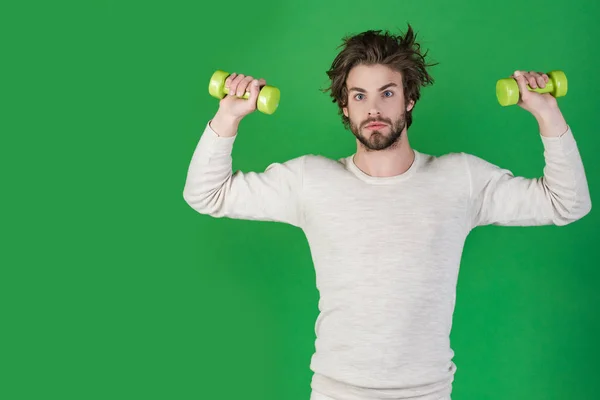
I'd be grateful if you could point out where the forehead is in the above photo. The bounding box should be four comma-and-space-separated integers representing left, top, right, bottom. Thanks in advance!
346, 64, 403, 89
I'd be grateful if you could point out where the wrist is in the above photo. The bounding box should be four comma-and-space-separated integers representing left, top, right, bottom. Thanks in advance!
532, 102, 560, 120
210, 110, 242, 137
533, 105, 568, 138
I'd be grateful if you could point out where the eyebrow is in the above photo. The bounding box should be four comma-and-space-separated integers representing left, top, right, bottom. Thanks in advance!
348, 82, 398, 93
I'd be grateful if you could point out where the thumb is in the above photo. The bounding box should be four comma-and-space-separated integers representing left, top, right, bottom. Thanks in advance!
512, 71, 529, 97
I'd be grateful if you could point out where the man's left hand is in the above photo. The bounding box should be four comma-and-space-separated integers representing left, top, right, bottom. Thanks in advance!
512, 70, 559, 115
512, 70, 568, 137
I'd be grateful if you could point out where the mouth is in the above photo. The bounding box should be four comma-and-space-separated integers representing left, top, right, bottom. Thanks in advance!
365, 123, 387, 130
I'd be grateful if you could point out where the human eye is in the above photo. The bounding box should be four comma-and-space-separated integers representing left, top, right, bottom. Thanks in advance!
354, 93, 364, 101
383, 90, 393, 97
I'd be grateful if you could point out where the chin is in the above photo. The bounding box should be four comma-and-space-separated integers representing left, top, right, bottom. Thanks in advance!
364, 129, 387, 138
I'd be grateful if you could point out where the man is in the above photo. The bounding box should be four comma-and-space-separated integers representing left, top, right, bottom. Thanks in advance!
183, 25, 591, 400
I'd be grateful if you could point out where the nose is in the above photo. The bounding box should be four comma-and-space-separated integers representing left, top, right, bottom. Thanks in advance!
367, 99, 382, 117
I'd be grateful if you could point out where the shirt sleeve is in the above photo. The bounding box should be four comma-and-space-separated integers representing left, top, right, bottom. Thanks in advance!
464, 126, 592, 230
183, 121, 305, 228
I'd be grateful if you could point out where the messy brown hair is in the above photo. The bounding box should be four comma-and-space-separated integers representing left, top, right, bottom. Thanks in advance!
323, 24, 437, 130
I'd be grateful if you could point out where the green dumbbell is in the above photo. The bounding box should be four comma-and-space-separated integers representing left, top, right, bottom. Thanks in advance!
208, 70, 280, 115
496, 70, 568, 106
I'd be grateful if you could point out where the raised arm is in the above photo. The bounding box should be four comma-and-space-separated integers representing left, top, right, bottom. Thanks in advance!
183, 72, 305, 228
465, 126, 591, 229
466, 70, 592, 229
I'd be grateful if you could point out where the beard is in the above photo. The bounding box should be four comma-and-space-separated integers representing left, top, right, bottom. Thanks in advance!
349, 112, 407, 151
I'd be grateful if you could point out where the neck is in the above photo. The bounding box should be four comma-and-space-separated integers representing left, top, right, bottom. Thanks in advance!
353, 135, 415, 178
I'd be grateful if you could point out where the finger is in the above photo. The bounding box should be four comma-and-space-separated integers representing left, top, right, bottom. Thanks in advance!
257, 78, 266, 87
526, 71, 538, 89
513, 71, 529, 97
237, 75, 254, 97
248, 78, 261, 104
536, 74, 546, 88
229, 74, 246, 97
229, 74, 244, 97
225, 73, 237, 95
529, 70, 545, 89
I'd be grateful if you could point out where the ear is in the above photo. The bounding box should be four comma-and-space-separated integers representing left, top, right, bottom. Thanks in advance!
406, 99, 415, 112
343, 107, 348, 117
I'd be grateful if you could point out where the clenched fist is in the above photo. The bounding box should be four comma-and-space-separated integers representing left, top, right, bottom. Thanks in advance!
511, 70, 558, 115
219, 73, 267, 120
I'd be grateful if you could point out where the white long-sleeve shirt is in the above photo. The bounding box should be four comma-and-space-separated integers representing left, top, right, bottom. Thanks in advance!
183, 121, 591, 400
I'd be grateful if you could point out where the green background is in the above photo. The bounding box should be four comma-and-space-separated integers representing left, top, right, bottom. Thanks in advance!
3, 0, 599, 399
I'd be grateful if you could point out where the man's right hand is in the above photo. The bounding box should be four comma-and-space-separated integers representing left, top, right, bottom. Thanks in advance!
210, 73, 267, 137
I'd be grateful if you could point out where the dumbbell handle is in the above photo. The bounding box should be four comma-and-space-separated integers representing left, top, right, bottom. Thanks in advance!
222, 85, 252, 99
521, 79, 556, 94
499, 74, 559, 94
